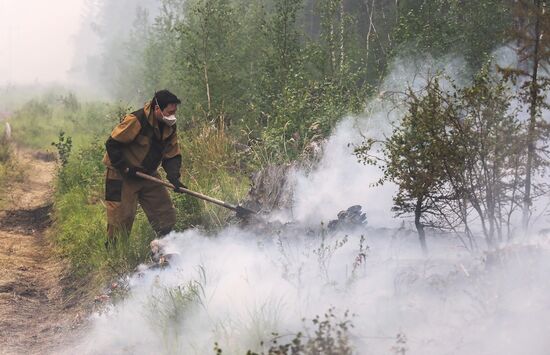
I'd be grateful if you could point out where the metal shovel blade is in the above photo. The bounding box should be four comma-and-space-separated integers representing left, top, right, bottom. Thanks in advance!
235, 205, 257, 218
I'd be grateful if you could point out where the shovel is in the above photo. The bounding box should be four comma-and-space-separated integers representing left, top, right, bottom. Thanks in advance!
135, 171, 257, 218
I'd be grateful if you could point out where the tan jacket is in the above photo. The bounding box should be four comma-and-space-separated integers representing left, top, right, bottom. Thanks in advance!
103, 101, 181, 173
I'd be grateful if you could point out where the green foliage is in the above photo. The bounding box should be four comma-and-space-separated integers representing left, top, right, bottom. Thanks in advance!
498, 0, 550, 230
260, 70, 368, 162
59, 92, 81, 111
451, 68, 525, 244
265, 309, 354, 355
51, 131, 73, 167
253, 0, 370, 162
97, 0, 374, 164
121, 0, 498, 167
376, 78, 458, 252
382, 79, 458, 220
356, 68, 527, 248
169, 0, 238, 122
178, 123, 251, 228
87, 0, 516, 166
394, 0, 512, 71
55, 139, 104, 195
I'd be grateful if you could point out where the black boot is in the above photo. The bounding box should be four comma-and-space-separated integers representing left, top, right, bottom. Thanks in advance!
156, 227, 173, 239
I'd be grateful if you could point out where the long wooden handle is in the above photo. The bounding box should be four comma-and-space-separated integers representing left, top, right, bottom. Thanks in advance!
135, 171, 239, 212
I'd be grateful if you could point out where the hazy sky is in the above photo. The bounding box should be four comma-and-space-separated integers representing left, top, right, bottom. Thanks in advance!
0, 0, 85, 85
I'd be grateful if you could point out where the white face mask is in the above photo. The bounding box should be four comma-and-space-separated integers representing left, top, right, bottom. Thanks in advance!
155, 97, 177, 126
162, 114, 177, 126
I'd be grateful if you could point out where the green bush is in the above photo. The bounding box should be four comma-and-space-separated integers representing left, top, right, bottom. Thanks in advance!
258, 73, 368, 163
51, 131, 73, 167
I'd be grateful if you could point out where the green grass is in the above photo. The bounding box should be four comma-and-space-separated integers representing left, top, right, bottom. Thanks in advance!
179, 124, 251, 228
9, 96, 124, 151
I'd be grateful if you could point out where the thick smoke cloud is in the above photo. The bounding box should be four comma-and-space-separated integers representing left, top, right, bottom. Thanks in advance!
69, 228, 550, 354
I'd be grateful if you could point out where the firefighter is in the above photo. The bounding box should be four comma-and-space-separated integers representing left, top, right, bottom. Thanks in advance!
103, 89, 185, 244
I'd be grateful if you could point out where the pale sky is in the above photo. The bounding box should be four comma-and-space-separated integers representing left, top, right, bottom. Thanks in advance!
0, 0, 85, 85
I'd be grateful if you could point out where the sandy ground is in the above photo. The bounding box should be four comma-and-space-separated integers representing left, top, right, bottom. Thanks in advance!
0, 148, 82, 354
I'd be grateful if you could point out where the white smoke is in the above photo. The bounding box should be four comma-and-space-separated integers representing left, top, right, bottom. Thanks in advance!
292, 53, 469, 228
68, 228, 550, 355
66, 54, 550, 354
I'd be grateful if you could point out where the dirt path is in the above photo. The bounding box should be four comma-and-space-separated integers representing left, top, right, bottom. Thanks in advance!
0, 148, 80, 354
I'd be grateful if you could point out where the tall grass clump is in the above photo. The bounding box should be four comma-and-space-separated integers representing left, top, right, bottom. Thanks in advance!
178, 121, 251, 229
147, 267, 208, 353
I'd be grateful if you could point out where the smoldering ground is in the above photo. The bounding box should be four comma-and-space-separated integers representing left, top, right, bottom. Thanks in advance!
66, 54, 550, 355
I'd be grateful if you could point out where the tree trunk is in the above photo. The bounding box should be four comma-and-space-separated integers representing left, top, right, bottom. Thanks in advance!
339, 0, 345, 73
202, 9, 212, 120
522, 0, 542, 233
364, 0, 376, 75
330, 8, 336, 72
204, 62, 212, 116
414, 197, 428, 256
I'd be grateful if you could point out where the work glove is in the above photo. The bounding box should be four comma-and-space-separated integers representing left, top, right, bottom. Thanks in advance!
168, 177, 188, 192
124, 167, 145, 178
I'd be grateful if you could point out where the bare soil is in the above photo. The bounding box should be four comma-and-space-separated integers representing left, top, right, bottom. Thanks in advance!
0, 148, 82, 354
